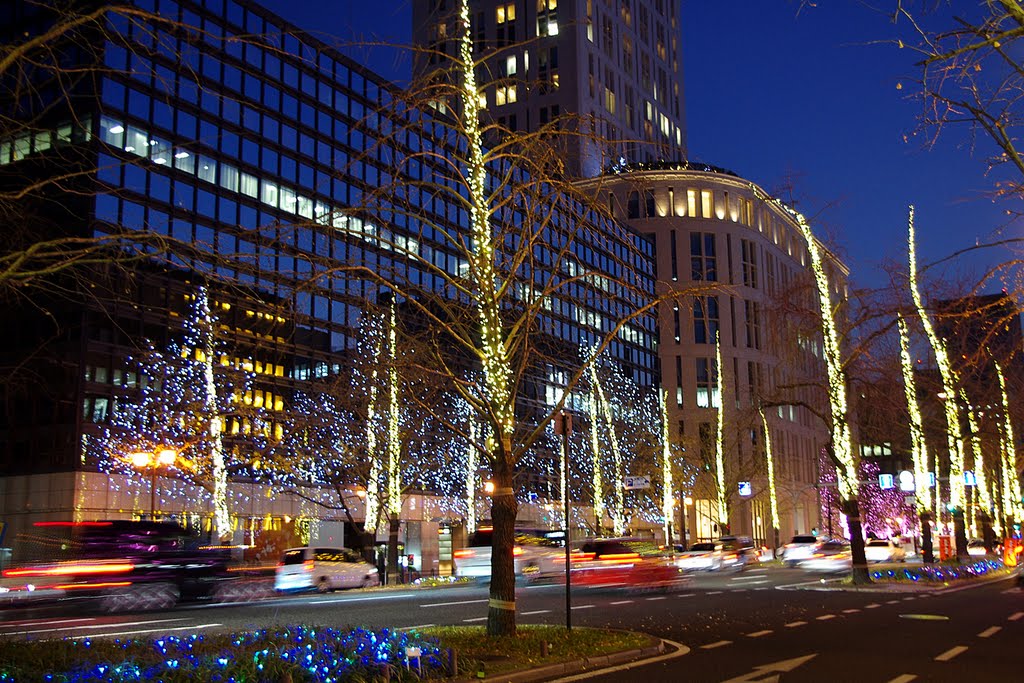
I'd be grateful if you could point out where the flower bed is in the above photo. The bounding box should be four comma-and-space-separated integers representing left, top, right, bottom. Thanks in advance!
870, 558, 1006, 583
0, 626, 447, 682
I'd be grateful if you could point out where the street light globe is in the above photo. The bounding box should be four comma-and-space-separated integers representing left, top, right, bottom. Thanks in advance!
157, 449, 176, 466
130, 451, 152, 468
483, 481, 496, 495
683, 496, 694, 506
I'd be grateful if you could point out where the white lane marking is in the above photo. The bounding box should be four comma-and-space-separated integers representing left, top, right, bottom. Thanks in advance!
707, 590, 723, 595
902, 596, 916, 601
886, 599, 900, 604
1009, 612, 1024, 621
730, 575, 769, 581
68, 624, 221, 640
1001, 588, 1021, 594
842, 609, 860, 614
934, 645, 968, 662
462, 617, 488, 623
4, 618, 189, 637
730, 589, 748, 593
865, 603, 880, 609
0, 617, 95, 628
610, 600, 633, 605
571, 604, 594, 610
747, 568, 769, 573
816, 614, 835, 621
421, 598, 489, 608
746, 630, 772, 638
309, 593, 414, 605
678, 593, 696, 598
646, 596, 667, 601
521, 610, 551, 616
978, 626, 1001, 638
397, 624, 436, 631
785, 621, 807, 628
700, 640, 732, 649
887, 675, 917, 683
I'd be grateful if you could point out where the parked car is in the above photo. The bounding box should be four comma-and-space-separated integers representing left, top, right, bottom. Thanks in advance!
863, 538, 906, 563
452, 527, 564, 583
799, 540, 852, 573
274, 547, 379, 593
780, 535, 821, 567
571, 538, 683, 590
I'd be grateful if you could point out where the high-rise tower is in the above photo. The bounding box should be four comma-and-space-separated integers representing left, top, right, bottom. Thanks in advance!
413, 0, 687, 177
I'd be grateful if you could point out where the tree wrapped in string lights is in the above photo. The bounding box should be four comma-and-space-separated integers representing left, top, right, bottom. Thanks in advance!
94, 286, 265, 540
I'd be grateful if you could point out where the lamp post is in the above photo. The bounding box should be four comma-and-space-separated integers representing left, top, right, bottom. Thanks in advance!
130, 448, 176, 520
679, 495, 693, 549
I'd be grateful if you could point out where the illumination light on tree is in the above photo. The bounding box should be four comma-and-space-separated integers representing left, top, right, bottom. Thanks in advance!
590, 362, 626, 535
660, 388, 673, 544
466, 416, 478, 534
385, 299, 402, 520
794, 215, 856, 499
907, 205, 965, 512
758, 406, 780, 534
996, 363, 1024, 522
589, 380, 605, 532
196, 288, 231, 540
363, 320, 383, 535
961, 392, 992, 518
714, 333, 728, 528
897, 314, 932, 512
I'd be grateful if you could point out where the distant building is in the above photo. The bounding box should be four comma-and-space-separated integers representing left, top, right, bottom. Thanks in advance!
412, 0, 687, 177
579, 161, 848, 544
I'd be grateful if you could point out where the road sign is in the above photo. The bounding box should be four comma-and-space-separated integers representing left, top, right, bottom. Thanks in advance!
624, 475, 650, 490
879, 473, 894, 490
738, 481, 752, 496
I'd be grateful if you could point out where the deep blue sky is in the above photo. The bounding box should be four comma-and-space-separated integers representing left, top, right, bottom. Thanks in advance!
261, 0, 1021, 293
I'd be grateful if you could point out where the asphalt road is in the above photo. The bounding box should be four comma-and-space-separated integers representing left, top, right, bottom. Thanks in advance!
2, 566, 1021, 682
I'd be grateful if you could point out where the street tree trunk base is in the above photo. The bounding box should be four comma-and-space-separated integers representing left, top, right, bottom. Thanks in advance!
487, 470, 518, 637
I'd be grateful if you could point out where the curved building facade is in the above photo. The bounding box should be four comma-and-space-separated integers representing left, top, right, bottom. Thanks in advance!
581, 162, 849, 546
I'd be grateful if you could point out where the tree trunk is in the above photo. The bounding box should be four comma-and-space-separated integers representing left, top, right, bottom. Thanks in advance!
843, 498, 871, 585
487, 465, 518, 636
387, 517, 400, 584
920, 510, 934, 564
953, 507, 969, 561
981, 513, 995, 555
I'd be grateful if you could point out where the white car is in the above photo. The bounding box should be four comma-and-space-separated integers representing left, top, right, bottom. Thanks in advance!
780, 535, 820, 567
863, 538, 906, 563
799, 540, 852, 573
675, 541, 751, 572
275, 547, 379, 593
453, 528, 564, 583
967, 540, 988, 557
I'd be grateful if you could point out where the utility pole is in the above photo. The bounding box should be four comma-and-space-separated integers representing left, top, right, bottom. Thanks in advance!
555, 410, 572, 631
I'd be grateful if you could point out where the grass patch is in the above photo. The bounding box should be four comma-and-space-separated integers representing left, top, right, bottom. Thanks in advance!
418, 624, 651, 677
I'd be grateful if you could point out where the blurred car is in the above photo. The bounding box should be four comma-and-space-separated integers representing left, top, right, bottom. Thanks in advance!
274, 547, 379, 593
571, 538, 683, 590
0, 520, 243, 611
799, 540, 852, 573
453, 527, 564, 583
864, 538, 906, 563
675, 542, 721, 571
780, 535, 821, 567
675, 539, 755, 572
967, 540, 988, 557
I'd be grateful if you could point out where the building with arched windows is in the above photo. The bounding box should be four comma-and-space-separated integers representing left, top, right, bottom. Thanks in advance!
580, 161, 849, 546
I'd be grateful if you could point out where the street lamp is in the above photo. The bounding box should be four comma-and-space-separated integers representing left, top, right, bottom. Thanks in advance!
130, 448, 177, 520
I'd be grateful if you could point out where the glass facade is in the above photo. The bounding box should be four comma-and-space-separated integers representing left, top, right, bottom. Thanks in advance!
0, 0, 658, 484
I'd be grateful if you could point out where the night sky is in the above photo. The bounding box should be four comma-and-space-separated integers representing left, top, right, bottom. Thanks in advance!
260, 0, 1021, 293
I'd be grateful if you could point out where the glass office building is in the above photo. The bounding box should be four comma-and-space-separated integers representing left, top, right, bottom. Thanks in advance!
0, 0, 657, 559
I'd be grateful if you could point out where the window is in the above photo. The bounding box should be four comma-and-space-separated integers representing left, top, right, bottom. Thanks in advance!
744, 300, 762, 350
537, 0, 559, 37
627, 191, 640, 219
741, 239, 758, 288
696, 358, 719, 409
690, 232, 716, 281
693, 296, 719, 344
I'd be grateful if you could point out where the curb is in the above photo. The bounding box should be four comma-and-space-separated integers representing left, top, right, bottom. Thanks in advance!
453, 637, 673, 683
776, 569, 1014, 593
